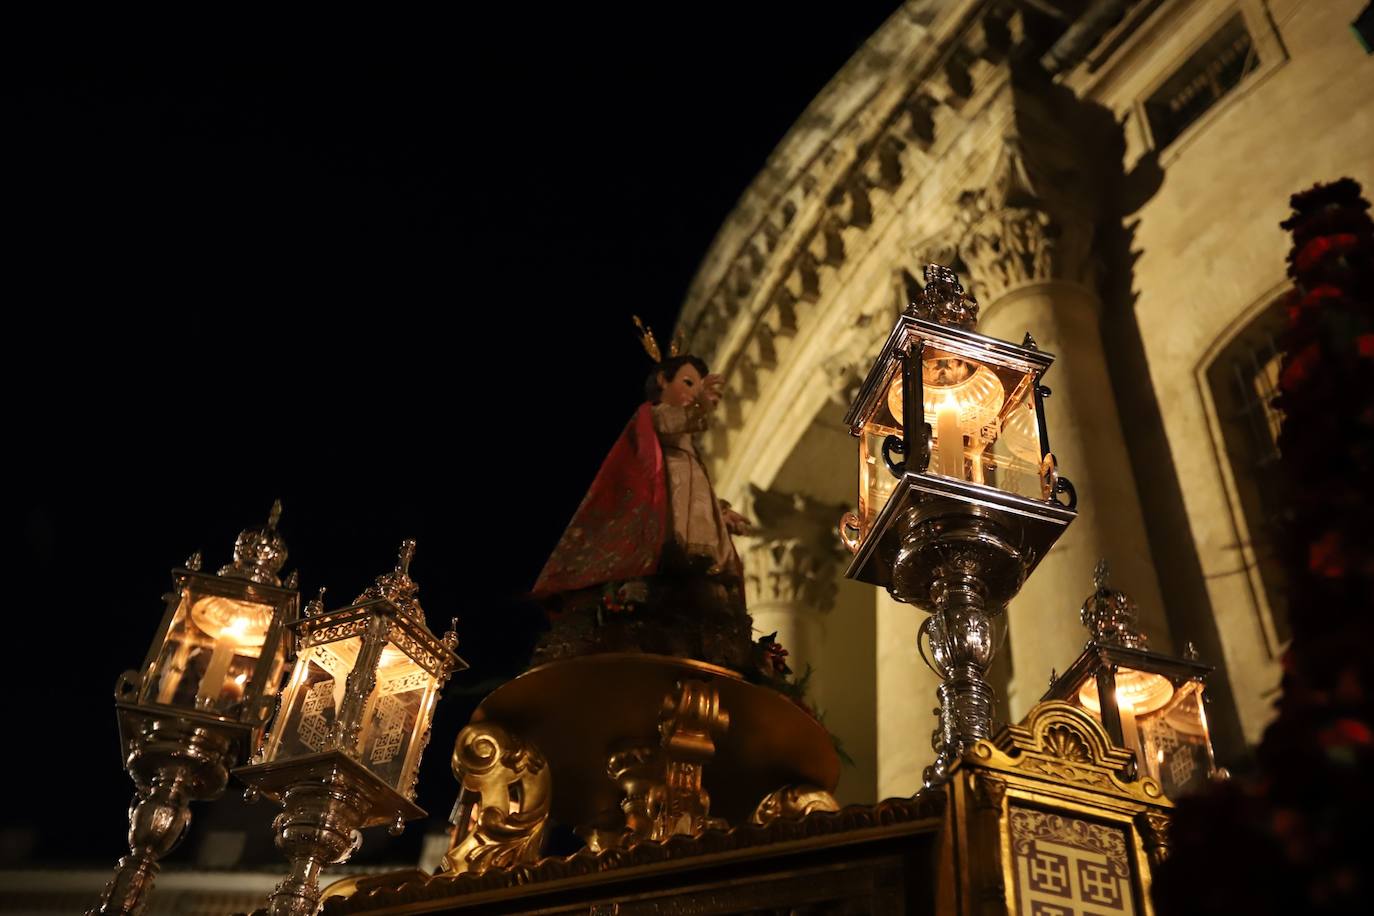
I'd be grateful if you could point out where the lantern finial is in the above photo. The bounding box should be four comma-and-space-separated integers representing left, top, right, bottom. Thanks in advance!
1080, 558, 1146, 648
905, 264, 980, 330
1092, 558, 1111, 591
219, 501, 289, 585
356, 539, 423, 619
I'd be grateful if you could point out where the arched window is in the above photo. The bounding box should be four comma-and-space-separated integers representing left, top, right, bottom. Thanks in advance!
1205, 296, 1288, 647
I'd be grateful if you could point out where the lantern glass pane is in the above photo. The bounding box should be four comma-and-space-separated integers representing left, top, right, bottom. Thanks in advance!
858, 421, 901, 537
883, 344, 1044, 496
143, 584, 277, 717
267, 636, 361, 761
1138, 681, 1215, 797
983, 373, 1044, 499
357, 639, 438, 793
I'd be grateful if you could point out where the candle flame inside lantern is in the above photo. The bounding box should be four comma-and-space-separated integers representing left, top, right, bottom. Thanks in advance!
188, 593, 275, 707
887, 356, 1005, 482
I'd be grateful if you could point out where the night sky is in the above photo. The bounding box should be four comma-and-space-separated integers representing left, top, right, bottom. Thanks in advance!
7, 7, 900, 867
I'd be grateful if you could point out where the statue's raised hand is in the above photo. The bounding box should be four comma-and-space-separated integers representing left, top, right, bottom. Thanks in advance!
700, 373, 725, 408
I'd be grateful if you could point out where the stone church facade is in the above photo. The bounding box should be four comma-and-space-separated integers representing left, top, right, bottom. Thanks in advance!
676, 0, 1374, 802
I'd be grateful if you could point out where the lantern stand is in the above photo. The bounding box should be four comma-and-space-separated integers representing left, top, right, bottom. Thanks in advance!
840, 265, 1078, 787
1042, 560, 1219, 796
92, 503, 300, 916
235, 540, 465, 916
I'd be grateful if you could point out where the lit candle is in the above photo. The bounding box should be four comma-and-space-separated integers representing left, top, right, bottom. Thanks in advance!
1116, 690, 1146, 774
223, 672, 248, 704
937, 400, 963, 479
196, 617, 249, 707
969, 443, 987, 485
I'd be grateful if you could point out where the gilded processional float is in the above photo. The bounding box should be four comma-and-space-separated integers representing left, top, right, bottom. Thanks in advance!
93, 267, 1219, 916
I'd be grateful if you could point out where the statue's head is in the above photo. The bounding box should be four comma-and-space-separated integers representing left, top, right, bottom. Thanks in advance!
645, 354, 710, 406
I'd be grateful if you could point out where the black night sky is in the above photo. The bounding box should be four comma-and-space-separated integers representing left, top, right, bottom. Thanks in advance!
7, 7, 900, 867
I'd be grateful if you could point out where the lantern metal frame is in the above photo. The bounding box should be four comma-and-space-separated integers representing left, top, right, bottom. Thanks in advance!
1044, 642, 1213, 750
1041, 560, 1218, 796
235, 540, 466, 916
842, 311, 1076, 589
114, 564, 299, 756
841, 265, 1077, 786
1044, 639, 1217, 801
93, 506, 299, 916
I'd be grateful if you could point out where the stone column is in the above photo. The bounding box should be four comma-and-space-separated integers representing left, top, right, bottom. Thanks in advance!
738, 487, 845, 677
875, 591, 944, 799
956, 140, 1171, 721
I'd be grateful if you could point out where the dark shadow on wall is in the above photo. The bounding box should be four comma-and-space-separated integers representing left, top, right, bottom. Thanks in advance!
1092, 115, 1252, 770
992, 57, 1251, 768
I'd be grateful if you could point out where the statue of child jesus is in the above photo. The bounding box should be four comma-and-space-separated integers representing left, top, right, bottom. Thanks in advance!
532, 325, 749, 616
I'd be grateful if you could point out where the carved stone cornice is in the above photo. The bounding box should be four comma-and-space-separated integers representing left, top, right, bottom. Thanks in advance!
819, 283, 903, 409
670, 0, 1022, 482
739, 487, 849, 613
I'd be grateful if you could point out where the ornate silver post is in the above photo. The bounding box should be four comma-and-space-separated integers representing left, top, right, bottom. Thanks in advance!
93, 503, 298, 915
266, 772, 374, 916
841, 262, 1077, 790
90, 720, 233, 915
898, 503, 1026, 786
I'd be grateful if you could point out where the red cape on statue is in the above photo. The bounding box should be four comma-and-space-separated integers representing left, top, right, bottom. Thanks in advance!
532, 403, 668, 596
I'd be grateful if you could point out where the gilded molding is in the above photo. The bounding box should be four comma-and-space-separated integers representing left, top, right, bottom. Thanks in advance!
1135, 810, 1171, 865
441, 724, 551, 877
748, 784, 841, 826
967, 701, 1169, 807
658, 680, 730, 838
968, 772, 1007, 813
320, 792, 947, 914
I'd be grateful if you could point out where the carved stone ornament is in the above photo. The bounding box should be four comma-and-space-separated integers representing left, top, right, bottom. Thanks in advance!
739, 486, 848, 613
954, 140, 1095, 304
820, 298, 902, 409
441, 723, 552, 877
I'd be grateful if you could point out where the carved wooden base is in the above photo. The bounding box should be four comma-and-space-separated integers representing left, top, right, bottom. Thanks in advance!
599, 679, 732, 846
442, 723, 551, 876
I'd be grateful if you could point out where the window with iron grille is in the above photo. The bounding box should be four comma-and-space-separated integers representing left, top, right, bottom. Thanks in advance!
1145, 13, 1260, 149
1207, 299, 1289, 646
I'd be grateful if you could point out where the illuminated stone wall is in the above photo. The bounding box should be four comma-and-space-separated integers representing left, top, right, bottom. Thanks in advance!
675, 0, 1374, 800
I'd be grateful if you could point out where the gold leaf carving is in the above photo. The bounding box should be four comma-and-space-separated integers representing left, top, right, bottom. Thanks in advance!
1042, 725, 1090, 763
